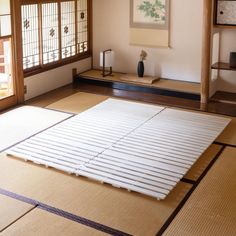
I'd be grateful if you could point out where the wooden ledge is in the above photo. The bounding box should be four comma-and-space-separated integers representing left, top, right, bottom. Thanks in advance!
120, 74, 160, 85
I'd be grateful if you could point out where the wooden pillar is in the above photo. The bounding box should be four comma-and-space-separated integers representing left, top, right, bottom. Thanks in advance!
201, 0, 213, 104
11, 0, 24, 104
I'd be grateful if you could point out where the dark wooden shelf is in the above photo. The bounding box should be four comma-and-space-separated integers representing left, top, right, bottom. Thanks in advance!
211, 91, 236, 104
211, 62, 236, 71
213, 24, 236, 30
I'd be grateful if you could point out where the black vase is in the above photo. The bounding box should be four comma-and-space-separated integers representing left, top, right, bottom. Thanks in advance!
230, 52, 236, 68
137, 60, 144, 77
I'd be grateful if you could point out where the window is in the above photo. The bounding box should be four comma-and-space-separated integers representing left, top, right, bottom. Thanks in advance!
21, 0, 90, 75
0, 0, 13, 98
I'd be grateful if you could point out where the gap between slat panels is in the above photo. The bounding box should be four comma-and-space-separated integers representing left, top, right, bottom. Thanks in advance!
6, 99, 231, 200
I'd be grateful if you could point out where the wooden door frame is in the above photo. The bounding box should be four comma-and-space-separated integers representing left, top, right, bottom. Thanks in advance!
11, 0, 24, 104
0, 0, 24, 111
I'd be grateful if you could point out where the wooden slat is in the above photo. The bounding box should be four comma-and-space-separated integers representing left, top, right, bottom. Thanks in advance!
7, 151, 76, 174
109, 146, 191, 169
83, 161, 175, 188
94, 156, 179, 182
78, 169, 167, 200
113, 142, 197, 163
6, 100, 230, 200
101, 150, 186, 176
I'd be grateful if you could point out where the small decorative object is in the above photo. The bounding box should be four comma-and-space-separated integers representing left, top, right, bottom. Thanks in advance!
100, 49, 114, 77
230, 52, 236, 68
137, 50, 147, 77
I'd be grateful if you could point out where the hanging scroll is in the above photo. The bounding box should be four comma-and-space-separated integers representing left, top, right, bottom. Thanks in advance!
130, 0, 170, 47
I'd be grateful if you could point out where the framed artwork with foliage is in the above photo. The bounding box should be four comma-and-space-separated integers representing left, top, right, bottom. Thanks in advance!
130, 0, 169, 29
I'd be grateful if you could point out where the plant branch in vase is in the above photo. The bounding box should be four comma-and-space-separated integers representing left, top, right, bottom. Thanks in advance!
137, 50, 147, 77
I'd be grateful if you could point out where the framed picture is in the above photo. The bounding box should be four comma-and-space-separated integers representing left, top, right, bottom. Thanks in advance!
130, 0, 169, 29
214, 0, 236, 26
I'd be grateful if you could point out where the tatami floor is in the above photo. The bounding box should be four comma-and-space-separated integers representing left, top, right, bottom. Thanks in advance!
0, 86, 236, 236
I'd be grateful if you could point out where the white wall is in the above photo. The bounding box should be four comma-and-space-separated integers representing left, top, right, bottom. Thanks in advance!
93, 0, 203, 83
24, 57, 91, 100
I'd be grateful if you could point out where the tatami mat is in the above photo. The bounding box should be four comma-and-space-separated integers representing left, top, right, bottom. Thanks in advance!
1, 92, 234, 235
1, 208, 106, 236
46, 92, 109, 114
0, 195, 34, 232
0, 106, 71, 151
184, 144, 222, 181
0, 153, 191, 236
163, 147, 236, 236
216, 116, 236, 146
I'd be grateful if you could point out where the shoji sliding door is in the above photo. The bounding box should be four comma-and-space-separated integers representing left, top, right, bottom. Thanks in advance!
0, 0, 24, 111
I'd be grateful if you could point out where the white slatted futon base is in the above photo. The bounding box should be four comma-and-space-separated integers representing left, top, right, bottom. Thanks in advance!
6, 99, 230, 200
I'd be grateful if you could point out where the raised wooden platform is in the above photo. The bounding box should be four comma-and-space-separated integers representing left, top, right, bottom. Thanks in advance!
76, 70, 200, 100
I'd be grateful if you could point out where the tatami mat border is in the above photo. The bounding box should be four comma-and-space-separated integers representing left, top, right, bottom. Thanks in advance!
180, 178, 196, 185
157, 145, 225, 235
0, 188, 131, 236
214, 141, 236, 148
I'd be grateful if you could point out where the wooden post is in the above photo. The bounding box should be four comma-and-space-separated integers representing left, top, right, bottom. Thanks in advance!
201, 0, 213, 104
11, 0, 24, 104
